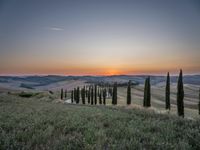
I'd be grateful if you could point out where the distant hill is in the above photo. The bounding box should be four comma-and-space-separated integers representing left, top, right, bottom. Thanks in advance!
0, 75, 199, 91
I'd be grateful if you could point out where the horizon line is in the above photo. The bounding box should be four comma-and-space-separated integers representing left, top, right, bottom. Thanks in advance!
0, 73, 199, 77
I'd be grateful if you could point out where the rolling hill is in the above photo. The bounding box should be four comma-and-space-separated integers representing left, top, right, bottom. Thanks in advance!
0, 92, 200, 149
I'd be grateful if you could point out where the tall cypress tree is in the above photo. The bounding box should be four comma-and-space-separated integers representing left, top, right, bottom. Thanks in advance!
61, 88, 63, 100
95, 85, 97, 105
165, 72, 170, 110
146, 77, 151, 107
103, 89, 106, 105
81, 87, 85, 104
64, 90, 67, 99
143, 78, 148, 107
85, 86, 88, 98
71, 90, 74, 103
177, 69, 184, 117
74, 88, 77, 103
91, 86, 94, 105
99, 89, 102, 104
112, 83, 117, 105
143, 77, 151, 107
98, 87, 100, 97
77, 87, 80, 104
198, 88, 200, 115
112, 86, 114, 105
88, 87, 91, 104
127, 80, 131, 105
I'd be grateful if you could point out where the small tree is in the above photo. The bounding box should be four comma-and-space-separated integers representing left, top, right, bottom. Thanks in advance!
127, 80, 131, 105
177, 69, 184, 117
61, 88, 63, 100
165, 72, 170, 110
71, 90, 74, 103
103, 89, 106, 105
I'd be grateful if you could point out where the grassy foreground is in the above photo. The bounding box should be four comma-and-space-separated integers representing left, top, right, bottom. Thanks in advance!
0, 93, 200, 150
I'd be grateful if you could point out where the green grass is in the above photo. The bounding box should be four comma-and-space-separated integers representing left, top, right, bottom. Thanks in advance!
0, 93, 200, 150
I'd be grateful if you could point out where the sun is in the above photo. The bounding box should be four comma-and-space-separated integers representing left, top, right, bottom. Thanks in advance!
104, 69, 122, 76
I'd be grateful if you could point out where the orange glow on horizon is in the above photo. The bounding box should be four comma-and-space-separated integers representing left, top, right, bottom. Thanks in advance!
0, 56, 200, 75
1, 64, 199, 76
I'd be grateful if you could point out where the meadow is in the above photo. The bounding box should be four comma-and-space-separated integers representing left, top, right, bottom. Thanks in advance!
0, 91, 200, 149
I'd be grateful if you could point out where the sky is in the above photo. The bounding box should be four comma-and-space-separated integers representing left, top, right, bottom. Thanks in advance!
0, 0, 200, 75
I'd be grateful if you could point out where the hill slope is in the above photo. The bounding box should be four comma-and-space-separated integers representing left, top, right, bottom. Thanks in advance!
0, 93, 200, 150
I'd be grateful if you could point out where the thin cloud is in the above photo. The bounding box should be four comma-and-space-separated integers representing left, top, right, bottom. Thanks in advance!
46, 27, 64, 31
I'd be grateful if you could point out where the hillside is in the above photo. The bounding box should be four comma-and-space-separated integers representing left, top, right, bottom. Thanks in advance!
0, 75, 200, 91
0, 93, 200, 150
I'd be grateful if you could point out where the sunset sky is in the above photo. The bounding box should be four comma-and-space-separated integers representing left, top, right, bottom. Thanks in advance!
0, 0, 200, 75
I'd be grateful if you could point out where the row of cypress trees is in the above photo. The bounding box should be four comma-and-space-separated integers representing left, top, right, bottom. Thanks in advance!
126, 69, 185, 117
70, 85, 107, 105
60, 89, 67, 100
61, 69, 198, 117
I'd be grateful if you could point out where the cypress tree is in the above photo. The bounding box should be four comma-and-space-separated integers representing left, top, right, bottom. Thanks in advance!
88, 87, 91, 104
98, 87, 100, 97
71, 90, 74, 103
165, 72, 170, 110
64, 90, 67, 99
198, 89, 200, 115
127, 80, 131, 105
77, 87, 80, 104
99, 90, 102, 104
103, 89, 106, 105
61, 88, 63, 100
112, 86, 114, 105
74, 88, 76, 103
146, 77, 151, 107
112, 83, 117, 105
91, 86, 94, 105
81, 87, 85, 104
95, 85, 97, 105
177, 69, 184, 117
85, 86, 88, 98
143, 78, 148, 107
143, 77, 151, 107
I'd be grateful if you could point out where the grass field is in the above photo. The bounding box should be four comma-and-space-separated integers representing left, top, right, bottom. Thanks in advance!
1, 92, 200, 149
116, 84, 200, 119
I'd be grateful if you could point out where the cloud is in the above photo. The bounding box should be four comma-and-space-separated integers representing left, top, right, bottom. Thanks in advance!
47, 27, 64, 31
